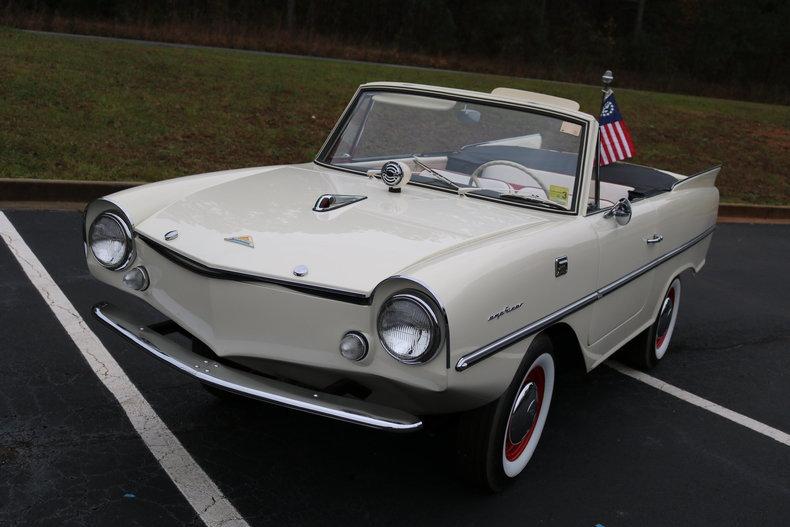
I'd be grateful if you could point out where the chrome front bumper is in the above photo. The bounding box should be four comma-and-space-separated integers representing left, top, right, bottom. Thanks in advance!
92, 302, 422, 432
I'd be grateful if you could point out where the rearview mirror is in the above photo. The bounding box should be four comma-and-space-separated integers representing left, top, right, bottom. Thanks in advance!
455, 105, 481, 125
604, 197, 632, 226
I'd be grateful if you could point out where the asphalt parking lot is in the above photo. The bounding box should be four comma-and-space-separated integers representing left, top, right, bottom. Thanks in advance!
1, 209, 788, 527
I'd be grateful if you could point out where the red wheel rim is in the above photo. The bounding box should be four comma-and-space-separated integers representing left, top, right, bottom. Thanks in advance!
505, 366, 545, 462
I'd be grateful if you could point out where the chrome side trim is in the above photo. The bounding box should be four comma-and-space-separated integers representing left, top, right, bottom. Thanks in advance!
93, 302, 422, 432
456, 292, 598, 371
456, 225, 716, 371
597, 226, 715, 298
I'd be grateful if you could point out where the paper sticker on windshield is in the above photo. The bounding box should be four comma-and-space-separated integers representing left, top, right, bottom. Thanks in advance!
560, 122, 581, 136
549, 185, 569, 206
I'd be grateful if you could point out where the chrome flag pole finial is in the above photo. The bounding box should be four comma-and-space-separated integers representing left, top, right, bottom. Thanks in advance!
601, 70, 614, 98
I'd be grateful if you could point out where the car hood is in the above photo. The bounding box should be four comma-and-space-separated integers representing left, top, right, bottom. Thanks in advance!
134, 164, 552, 294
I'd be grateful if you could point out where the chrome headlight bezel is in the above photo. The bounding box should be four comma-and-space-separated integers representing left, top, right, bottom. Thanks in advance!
377, 291, 442, 365
88, 212, 135, 270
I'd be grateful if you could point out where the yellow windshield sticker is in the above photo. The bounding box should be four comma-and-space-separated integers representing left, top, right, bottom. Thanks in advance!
549, 185, 569, 206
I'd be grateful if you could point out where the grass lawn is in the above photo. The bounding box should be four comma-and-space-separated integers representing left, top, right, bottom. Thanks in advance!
2, 28, 788, 204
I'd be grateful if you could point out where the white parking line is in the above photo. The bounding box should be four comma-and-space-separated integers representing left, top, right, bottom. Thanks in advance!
0, 212, 250, 527
608, 361, 790, 447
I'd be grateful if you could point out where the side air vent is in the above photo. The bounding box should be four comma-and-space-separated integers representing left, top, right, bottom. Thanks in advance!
313, 194, 367, 212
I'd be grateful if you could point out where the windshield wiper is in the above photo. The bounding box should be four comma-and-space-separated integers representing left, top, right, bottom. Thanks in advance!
470, 190, 567, 211
411, 155, 463, 193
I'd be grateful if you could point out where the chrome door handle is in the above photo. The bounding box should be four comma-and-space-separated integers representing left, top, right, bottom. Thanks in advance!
646, 234, 664, 244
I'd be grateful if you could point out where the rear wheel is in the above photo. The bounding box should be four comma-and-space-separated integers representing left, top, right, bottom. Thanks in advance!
622, 277, 682, 369
456, 334, 556, 491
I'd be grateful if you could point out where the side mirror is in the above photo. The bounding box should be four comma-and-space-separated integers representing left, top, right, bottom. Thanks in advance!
455, 105, 481, 125
604, 197, 632, 226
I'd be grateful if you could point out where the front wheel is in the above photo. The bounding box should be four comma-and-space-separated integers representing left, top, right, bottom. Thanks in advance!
456, 334, 556, 491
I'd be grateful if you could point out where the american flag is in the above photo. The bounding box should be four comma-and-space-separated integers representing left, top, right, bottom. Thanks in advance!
598, 91, 635, 166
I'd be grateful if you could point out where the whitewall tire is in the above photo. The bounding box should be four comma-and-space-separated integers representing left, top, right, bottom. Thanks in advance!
622, 277, 682, 369
456, 334, 556, 491
502, 352, 555, 477
654, 278, 681, 360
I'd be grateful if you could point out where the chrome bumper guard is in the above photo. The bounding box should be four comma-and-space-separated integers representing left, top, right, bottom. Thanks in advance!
93, 302, 422, 432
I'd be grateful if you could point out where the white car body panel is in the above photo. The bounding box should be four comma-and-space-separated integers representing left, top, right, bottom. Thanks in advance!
85, 82, 720, 419
587, 199, 658, 345
131, 163, 552, 295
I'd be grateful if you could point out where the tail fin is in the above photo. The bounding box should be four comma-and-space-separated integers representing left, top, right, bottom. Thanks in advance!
671, 165, 721, 191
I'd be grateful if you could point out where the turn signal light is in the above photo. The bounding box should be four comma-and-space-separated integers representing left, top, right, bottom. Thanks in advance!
339, 331, 368, 361
122, 266, 149, 291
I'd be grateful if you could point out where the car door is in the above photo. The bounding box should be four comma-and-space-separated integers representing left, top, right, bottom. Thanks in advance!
587, 199, 659, 346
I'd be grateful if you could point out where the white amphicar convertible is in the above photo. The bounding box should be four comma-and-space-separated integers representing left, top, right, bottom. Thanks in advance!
85, 82, 719, 490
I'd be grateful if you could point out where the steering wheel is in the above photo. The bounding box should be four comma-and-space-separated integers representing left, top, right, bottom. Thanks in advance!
470, 160, 549, 197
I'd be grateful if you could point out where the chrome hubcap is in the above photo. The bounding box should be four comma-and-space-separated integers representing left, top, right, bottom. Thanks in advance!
507, 382, 539, 445
656, 295, 674, 342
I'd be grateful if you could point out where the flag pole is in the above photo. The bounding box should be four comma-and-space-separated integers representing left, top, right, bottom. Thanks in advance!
595, 69, 614, 209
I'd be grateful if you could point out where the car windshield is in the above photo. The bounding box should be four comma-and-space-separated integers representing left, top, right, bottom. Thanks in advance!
319, 90, 586, 212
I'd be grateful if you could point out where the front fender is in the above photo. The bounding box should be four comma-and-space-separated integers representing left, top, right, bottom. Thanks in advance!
405, 215, 598, 402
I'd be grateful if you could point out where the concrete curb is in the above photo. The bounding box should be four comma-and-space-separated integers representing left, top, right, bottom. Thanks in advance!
2, 178, 789, 222
717, 203, 790, 221
0, 178, 140, 204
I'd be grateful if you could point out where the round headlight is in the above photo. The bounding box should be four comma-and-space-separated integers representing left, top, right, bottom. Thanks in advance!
377, 293, 441, 364
89, 213, 132, 269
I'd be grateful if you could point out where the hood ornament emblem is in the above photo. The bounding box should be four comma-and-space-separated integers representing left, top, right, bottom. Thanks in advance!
164, 230, 179, 241
224, 235, 255, 248
313, 194, 367, 212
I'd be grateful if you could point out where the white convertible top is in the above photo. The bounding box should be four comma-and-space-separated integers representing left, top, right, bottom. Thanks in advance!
490, 87, 580, 112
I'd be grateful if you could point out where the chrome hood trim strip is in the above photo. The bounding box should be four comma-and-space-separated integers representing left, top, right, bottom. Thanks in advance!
456, 225, 716, 371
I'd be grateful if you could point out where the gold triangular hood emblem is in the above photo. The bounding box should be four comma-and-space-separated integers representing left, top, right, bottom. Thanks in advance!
224, 235, 254, 248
